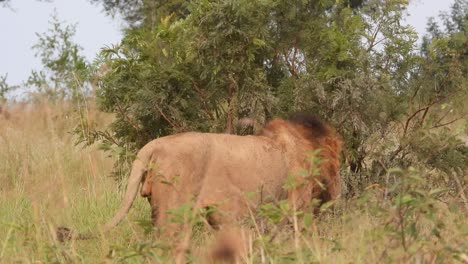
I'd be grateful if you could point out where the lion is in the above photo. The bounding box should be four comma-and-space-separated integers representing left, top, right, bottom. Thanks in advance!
59, 113, 342, 262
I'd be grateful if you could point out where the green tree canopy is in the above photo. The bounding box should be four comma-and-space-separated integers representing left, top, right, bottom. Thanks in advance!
86, 0, 467, 193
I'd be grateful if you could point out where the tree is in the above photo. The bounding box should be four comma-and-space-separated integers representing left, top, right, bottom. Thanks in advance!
87, 0, 467, 192
0, 74, 18, 103
88, 0, 190, 27
27, 13, 90, 103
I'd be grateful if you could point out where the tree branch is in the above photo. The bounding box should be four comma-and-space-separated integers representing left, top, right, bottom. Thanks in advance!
192, 80, 207, 98
367, 18, 384, 52
153, 103, 181, 131
432, 115, 466, 129
225, 75, 236, 134
192, 81, 214, 120
403, 107, 428, 136
282, 48, 298, 78
433, 108, 452, 127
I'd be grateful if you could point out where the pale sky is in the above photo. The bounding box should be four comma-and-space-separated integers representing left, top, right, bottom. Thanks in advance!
0, 0, 122, 89
405, 0, 454, 36
0, 0, 455, 96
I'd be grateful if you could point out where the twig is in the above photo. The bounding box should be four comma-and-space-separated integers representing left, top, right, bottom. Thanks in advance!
191, 80, 207, 98
433, 108, 451, 127
367, 18, 384, 52
432, 115, 467, 129
403, 108, 427, 136
452, 171, 468, 211
225, 75, 236, 134
420, 106, 430, 126
192, 81, 214, 120
153, 103, 181, 131
116, 103, 141, 132
403, 103, 437, 136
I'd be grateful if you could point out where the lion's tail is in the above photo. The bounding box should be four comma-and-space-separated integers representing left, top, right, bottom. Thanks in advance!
101, 159, 146, 232
101, 141, 158, 232
56, 140, 157, 241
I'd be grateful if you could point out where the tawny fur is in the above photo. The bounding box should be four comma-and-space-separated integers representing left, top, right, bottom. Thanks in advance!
59, 114, 342, 263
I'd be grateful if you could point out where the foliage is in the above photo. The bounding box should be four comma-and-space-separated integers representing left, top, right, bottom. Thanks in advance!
2, 1, 467, 263
26, 13, 91, 103
384, 168, 453, 261
89, 0, 190, 27
0, 74, 18, 102
1, 101, 467, 263
83, 0, 468, 188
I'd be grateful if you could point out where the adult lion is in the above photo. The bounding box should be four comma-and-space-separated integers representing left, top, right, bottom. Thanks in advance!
60, 113, 341, 261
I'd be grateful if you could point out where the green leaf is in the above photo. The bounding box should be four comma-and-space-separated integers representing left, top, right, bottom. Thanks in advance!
303, 212, 314, 227
320, 200, 336, 212
252, 38, 266, 47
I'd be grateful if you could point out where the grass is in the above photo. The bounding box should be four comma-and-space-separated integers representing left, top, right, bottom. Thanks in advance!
0, 103, 467, 263
0, 104, 150, 263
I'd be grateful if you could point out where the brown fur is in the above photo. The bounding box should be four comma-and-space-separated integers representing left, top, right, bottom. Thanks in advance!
60, 114, 341, 263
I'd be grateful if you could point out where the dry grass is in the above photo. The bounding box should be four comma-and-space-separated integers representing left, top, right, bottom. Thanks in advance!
0, 104, 149, 263
0, 104, 466, 263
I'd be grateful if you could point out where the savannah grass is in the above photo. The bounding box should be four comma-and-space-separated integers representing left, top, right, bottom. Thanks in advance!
0, 104, 149, 263
0, 104, 466, 263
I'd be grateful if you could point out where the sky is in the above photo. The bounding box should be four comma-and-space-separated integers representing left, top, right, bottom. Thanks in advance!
0, 0, 122, 89
405, 0, 454, 37
0, 0, 456, 95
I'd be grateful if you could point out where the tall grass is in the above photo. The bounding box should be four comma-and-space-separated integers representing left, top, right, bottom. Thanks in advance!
0, 104, 149, 263
0, 104, 466, 263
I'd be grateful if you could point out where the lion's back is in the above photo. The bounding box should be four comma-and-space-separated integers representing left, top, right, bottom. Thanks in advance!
153, 132, 288, 195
